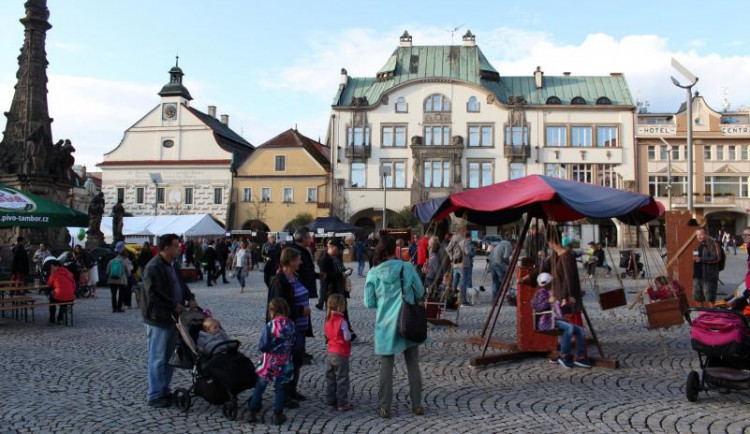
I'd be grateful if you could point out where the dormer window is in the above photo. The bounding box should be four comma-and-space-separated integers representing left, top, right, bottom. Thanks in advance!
425, 94, 451, 112
596, 97, 612, 105
546, 96, 561, 105
395, 97, 408, 113
467, 96, 480, 113
571, 96, 586, 105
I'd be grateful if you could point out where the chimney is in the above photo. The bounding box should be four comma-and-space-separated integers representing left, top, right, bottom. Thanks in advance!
563, 72, 571, 77
340, 68, 348, 85
534, 66, 544, 89
462, 30, 476, 47
610, 72, 622, 76
399, 30, 412, 47
220, 114, 229, 126
208, 105, 217, 117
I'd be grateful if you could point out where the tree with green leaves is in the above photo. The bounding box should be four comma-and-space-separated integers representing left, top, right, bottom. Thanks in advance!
286, 212, 314, 232
391, 206, 420, 230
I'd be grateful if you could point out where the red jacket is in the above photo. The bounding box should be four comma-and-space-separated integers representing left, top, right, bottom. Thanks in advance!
416, 236, 429, 266
47, 267, 76, 301
324, 311, 351, 357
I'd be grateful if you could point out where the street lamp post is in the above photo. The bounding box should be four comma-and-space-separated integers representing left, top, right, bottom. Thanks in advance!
670, 58, 699, 214
381, 168, 389, 229
149, 173, 162, 216
659, 137, 673, 211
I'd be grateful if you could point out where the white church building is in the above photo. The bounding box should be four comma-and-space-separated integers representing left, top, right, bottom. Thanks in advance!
99, 60, 253, 227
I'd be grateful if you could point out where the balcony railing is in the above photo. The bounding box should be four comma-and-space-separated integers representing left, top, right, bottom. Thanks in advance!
504, 145, 530, 162
345, 145, 371, 159
671, 195, 736, 205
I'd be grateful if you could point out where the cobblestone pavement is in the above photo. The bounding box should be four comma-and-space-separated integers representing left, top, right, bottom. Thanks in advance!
2, 249, 750, 434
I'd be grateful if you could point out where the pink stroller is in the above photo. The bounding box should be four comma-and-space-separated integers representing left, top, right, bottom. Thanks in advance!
685, 308, 750, 402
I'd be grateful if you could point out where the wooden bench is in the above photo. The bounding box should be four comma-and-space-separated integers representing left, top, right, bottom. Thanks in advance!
0, 296, 36, 322
31, 302, 75, 326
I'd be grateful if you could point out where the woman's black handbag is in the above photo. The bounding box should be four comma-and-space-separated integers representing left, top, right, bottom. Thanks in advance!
398, 264, 428, 343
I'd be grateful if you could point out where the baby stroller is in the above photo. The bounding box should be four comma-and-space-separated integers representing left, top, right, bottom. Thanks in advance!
684, 308, 750, 402
171, 309, 257, 419
618, 250, 643, 279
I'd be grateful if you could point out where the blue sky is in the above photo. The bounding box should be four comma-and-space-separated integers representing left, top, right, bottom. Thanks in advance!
1, 0, 750, 168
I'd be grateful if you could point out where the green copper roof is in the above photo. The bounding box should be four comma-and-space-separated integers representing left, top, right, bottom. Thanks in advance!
333, 45, 633, 108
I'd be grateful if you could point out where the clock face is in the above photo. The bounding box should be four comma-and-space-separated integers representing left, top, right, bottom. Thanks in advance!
163, 103, 177, 119
168, 189, 181, 204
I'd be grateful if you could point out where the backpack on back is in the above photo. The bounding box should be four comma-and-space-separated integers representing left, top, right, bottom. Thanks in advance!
109, 259, 124, 280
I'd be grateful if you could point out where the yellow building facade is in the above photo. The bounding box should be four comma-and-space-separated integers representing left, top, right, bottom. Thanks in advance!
232, 129, 331, 232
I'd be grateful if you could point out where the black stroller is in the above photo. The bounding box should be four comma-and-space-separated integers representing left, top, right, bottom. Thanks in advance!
41, 253, 92, 298
684, 308, 750, 402
171, 309, 257, 420
618, 250, 644, 279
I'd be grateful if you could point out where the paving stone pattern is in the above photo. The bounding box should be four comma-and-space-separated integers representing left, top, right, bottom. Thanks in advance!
2, 249, 750, 433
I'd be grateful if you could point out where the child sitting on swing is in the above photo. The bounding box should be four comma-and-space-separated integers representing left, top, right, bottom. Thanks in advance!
646, 276, 685, 302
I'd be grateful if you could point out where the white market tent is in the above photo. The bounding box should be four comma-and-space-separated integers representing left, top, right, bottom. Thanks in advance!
69, 214, 225, 245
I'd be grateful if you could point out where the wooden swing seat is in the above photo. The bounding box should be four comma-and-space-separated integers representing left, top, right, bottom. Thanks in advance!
645, 293, 688, 329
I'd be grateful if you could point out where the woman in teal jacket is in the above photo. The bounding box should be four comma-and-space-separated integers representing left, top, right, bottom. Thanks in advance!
364, 235, 425, 418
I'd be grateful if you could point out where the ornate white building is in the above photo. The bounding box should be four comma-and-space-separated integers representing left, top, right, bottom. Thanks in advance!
327, 31, 637, 242
99, 60, 253, 226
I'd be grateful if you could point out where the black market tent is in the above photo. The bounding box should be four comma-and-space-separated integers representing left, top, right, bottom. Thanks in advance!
305, 216, 358, 234
0, 184, 88, 228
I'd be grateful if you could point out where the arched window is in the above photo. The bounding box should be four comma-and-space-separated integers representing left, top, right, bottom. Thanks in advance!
596, 96, 612, 105
571, 96, 586, 105
395, 96, 407, 113
467, 96, 479, 112
546, 96, 561, 105
424, 94, 451, 112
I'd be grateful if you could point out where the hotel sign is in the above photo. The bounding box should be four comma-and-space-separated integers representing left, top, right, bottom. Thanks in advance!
636, 126, 676, 136
721, 126, 750, 135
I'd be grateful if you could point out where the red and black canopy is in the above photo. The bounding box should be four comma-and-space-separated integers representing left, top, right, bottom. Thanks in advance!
412, 175, 664, 226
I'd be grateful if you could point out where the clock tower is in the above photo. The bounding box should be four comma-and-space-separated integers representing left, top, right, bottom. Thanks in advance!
158, 56, 192, 121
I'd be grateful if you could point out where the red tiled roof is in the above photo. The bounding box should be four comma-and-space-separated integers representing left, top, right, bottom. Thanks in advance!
253, 129, 331, 171
97, 159, 232, 167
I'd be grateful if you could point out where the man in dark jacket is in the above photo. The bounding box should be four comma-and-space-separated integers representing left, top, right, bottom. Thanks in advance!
693, 227, 721, 307
262, 235, 281, 289
315, 239, 350, 309
142, 233, 197, 408
11, 236, 29, 286
288, 227, 321, 298
203, 240, 218, 287
215, 238, 229, 284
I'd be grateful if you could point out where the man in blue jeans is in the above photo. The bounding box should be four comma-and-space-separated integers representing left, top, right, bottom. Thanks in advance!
489, 239, 513, 302
142, 233, 198, 408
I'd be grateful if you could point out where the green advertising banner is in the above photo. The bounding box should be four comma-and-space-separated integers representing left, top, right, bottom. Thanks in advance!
0, 184, 89, 228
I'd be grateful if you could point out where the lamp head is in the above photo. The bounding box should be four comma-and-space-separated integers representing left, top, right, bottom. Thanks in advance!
670, 76, 680, 87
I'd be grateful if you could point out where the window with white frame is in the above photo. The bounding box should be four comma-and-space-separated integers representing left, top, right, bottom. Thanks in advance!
705, 176, 748, 197
283, 188, 293, 203
468, 161, 493, 188
135, 187, 144, 204
468, 125, 493, 147
242, 187, 252, 202
597, 164, 620, 188
647, 146, 656, 161
509, 163, 525, 180
184, 187, 193, 205
649, 176, 687, 197
672, 145, 680, 160
546, 126, 567, 147
382, 125, 407, 147
742, 146, 749, 160
571, 164, 593, 183
729, 145, 737, 161
347, 126, 370, 147
213, 188, 223, 204
660, 145, 668, 160
704, 145, 712, 160
423, 125, 451, 146
596, 126, 618, 147
545, 163, 568, 179
275, 155, 286, 171
571, 126, 592, 147
261, 187, 271, 202
504, 126, 528, 146
717, 145, 724, 161
156, 187, 165, 204
307, 187, 317, 203
424, 94, 451, 112
350, 162, 366, 188
395, 96, 407, 113
380, 161, 406, 188
423, 160, 451, 188
467, 96, 479, 113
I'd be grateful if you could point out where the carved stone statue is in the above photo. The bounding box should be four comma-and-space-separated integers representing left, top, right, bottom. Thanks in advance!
111, 199, 125, 242
87, 192, 105, 237
60, 139, 76, 181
